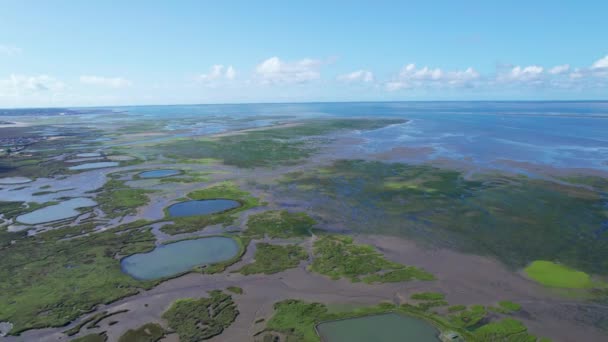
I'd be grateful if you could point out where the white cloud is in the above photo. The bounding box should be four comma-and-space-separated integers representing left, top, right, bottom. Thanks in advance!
80, 75, 132, 88
225, 66, 236, 80
591, 55, 608, 69
548, 64, 570, 75
386, 63, 479, 91
338, 70, 374, 83
0, 45, 21, 56
498, 65, 544, 82
197, 64, 236, 83
255, 57, 322, 84
0, 74, 64, 96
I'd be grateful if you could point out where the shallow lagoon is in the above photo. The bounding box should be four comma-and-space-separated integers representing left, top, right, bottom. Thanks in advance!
139, 169, 181, 178
68, 162, 119, 170
0, 177, 32, 185
316, 313, 440, 342
120, 237, 240, 280
167, 199, 240, 217
16, 197, 96, 224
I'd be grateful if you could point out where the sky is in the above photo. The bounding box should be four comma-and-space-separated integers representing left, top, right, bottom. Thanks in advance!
0, 0, 607, 108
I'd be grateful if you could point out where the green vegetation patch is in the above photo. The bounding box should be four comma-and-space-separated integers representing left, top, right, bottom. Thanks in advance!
226, 286, 243, 295
0, 221, 157, 334
245, 210, 316, 239
162, 290, 238, 341
411, 292, 445, 301
524, 260, 596, 288
279, 160, 608, 276
310, 234, 433, 283
71, 332, 108, 342
238, 243, 308, 275
448, 305, 467, 313
95, 179, 153, 218
472, 318, 538, 341
118, 322, 165, 342
448, 305, 487, 329
496, 301, 522, 313
156, 119, 404, 168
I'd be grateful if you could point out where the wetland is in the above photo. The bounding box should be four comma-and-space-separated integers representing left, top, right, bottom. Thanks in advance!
1, 102, 607, 342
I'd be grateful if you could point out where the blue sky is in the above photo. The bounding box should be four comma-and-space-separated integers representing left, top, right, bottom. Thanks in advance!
0, 0, 607, 107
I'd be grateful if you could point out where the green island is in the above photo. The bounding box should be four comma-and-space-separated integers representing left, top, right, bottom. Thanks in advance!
162, 290, 238, 342
245, 210, 316, 239
118, 322, 165, 342
309, 234, 434, 283
238, 243, 308, 275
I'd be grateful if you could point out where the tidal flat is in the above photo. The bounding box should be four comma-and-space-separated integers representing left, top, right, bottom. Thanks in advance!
1, 102, 608, 342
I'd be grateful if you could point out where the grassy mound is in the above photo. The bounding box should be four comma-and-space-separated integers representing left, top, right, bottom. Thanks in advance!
162, 291, 238, 341
310, 234, 434, 283
238, 243, 308, 275
245, 210, 316, 239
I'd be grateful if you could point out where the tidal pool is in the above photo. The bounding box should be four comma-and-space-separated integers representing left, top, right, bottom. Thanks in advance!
16, 197, 97, 225
120, 237, 240, 280
316, 313, 440, 342
139, 169, 181, 178
68, 162, 119, 170
0, 177, 32, 185
75, 152, 102, 158
167, 199, 240, 217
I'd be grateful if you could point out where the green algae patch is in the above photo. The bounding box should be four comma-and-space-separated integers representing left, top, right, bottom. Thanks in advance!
162, 290, 238, 341
245, 210, 316, 239
310, 234, 434, 283
118, 322, 165, 342
238, 243, 308, 275
160, 181, 260, 235
524, 260, 596, 288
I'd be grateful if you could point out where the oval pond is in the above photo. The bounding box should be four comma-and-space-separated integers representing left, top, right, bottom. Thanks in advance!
120, 237, 240, 280
16, 197, 97, 225
167, 199, 240, 218
139, 169, 181, 178
316, 313, 440, 342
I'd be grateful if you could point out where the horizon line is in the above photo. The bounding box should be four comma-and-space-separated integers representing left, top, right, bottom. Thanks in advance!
1, 99, 608, 111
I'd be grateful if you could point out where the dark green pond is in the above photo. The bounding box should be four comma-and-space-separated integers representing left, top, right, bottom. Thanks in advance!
167, 199, 240, 217
316, 313, 440, 342
120, 237, 239, 280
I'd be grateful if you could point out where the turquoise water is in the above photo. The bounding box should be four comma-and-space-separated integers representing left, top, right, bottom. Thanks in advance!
316, 313, 440, 342
68, 162, 119, 170
167, 199, 240, 217
139, 169, 181, 178
16, 197, 96, 224
120, 237, 240, 280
